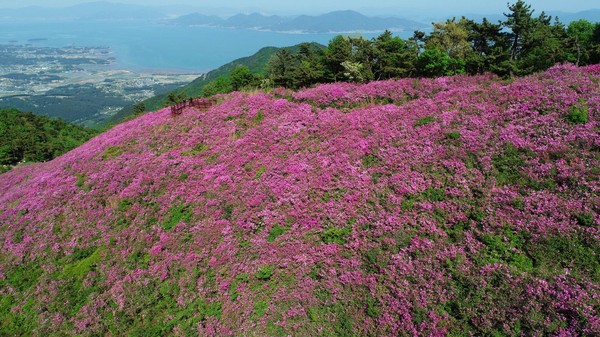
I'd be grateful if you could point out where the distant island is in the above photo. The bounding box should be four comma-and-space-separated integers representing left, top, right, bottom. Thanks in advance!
167, 10, 428, 33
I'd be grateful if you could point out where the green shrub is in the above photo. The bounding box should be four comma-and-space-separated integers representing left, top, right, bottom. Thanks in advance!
565, 105, 588, 124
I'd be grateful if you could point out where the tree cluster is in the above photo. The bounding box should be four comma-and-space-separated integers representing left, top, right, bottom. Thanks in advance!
263, 1, 600, 88
0, 108, 97, 171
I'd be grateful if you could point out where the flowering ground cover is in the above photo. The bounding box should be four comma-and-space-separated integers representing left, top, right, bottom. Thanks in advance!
1, 64, 598, 336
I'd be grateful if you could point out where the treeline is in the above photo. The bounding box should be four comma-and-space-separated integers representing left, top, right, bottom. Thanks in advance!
201, 0, 600, 92
0, 108, 97, 172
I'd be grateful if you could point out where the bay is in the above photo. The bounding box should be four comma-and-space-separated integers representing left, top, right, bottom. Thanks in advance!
0, 20, 405, 73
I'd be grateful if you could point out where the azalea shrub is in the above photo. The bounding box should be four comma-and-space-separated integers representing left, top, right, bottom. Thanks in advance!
1, 64, 599, 336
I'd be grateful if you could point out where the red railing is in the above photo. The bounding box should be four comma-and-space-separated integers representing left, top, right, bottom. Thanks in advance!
170, 98, 216, 116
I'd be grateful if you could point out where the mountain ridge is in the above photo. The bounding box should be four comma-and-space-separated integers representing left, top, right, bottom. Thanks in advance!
169, 9, 428, 33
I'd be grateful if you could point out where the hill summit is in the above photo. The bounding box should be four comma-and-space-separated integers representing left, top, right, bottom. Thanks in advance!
1, 64, 599, 335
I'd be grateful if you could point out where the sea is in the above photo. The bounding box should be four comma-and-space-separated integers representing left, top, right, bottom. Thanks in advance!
0, 20, 411, 74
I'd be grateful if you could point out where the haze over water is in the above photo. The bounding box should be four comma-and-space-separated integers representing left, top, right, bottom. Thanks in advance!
0, 20, 391, 73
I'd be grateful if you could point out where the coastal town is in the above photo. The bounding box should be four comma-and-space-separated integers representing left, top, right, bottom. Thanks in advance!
0, 43, 200, 126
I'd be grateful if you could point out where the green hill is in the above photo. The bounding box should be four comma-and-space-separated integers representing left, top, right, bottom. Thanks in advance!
0, 108, 97, 172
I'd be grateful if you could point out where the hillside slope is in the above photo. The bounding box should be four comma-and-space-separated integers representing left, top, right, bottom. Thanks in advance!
1, 64, 599, 336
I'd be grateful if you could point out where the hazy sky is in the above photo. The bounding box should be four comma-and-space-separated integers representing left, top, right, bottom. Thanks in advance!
0, 0, 598, 15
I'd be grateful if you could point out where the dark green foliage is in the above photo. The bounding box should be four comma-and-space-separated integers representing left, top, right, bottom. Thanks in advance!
268, 43, 326, 89
202, 76, 233, 97
0, 108, 96, 168
2, 263, 43, 292
401, 194, 419, 211
253, 300, 269, 317
230, 65, 256, 91
365, 295, 382, 318
75, 173, 91, 191
575, 212, 595, 227
132, 102, 146, 116
118, 198, 133, 212
478, 231, 533, 273
164, 92, 187, 106
416, 48, 465, 77
62, 246, 105, 280
126, 249, 152, 270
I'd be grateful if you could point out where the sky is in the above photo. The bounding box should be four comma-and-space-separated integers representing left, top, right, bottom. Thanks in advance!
0, 0, 598, 15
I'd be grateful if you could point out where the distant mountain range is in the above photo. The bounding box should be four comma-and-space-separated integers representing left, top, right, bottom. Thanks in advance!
169, 10, 428, 33
1, 1, 599, 29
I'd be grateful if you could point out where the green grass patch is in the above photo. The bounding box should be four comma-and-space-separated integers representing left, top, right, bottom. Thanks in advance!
320, 188, 346, 202
181, 142, 208, 156
63, 246, 105, 280
526, 235, 599, 282
222, 204, 235, 220
256, 265, 275, 280
2, 262, 43, 292
492, 144, 533, 186
414, 115, 435, 126
361, 154, 382, 168
254, 165, 266, 179
118, 198, 133, 212
163, 204, 194, 230
362, 247, 386, 274
253, 300, 269, 318
266, 223, 285, 243
445, 131, 461, 140
422, 186, 446, 202
478, 231, 533, 273
102, 145, 124, 159
126, 249, 152, 270
320, 225, 352, 245
75, 173, 91, 191
254, 110, 264, 124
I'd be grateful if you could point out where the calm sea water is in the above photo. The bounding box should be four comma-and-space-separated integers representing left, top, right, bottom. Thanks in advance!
0, 20, 407, 73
